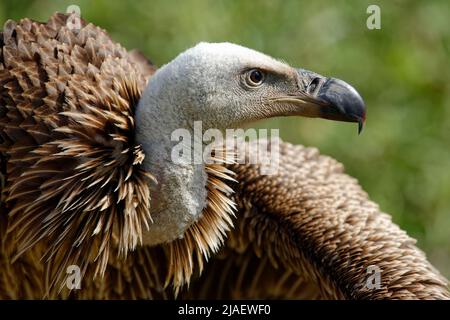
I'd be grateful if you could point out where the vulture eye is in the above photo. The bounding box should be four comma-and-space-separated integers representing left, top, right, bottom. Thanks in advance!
246, 69, 265, 87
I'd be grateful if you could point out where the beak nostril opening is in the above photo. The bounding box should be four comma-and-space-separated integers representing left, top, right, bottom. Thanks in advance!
308, 77, 322, 95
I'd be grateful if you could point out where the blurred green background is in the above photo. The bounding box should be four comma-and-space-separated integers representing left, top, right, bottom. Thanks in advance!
1, 0, 449, 277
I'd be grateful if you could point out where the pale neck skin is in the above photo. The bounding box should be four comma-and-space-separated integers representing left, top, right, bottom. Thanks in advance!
135, 73, 210, 246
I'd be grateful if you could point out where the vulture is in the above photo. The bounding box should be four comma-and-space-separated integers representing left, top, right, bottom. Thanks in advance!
0, 12, 449, 300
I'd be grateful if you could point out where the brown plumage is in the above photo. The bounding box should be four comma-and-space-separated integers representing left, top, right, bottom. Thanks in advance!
0, 13, 449, 299
0, 12, 156, 291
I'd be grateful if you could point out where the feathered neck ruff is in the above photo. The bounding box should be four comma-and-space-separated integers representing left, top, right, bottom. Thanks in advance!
0, 12, 237, 295
4, 74, 237, 294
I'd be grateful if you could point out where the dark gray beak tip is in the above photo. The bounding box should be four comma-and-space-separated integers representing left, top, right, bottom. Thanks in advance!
358, 118, 365, 135
317, 78, 366, 134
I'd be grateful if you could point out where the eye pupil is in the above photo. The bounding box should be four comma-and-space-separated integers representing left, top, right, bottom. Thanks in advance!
249, 69, 264, 85
251, 70, 262, 82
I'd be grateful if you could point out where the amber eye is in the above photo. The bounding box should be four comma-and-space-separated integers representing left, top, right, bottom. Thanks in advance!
246, 69, 265, 87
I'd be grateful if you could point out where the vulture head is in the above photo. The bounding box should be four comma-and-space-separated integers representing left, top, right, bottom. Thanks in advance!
139, 42, 365, 130
135, 42, 366, 246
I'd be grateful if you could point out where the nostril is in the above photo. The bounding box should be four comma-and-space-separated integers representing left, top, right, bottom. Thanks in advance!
308, 77, 321, 94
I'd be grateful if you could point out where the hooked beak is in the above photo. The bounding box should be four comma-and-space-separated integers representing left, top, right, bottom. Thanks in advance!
283, 69, 366, 134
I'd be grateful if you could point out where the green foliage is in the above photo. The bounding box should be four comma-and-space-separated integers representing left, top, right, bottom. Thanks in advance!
1, 0, 449, 276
